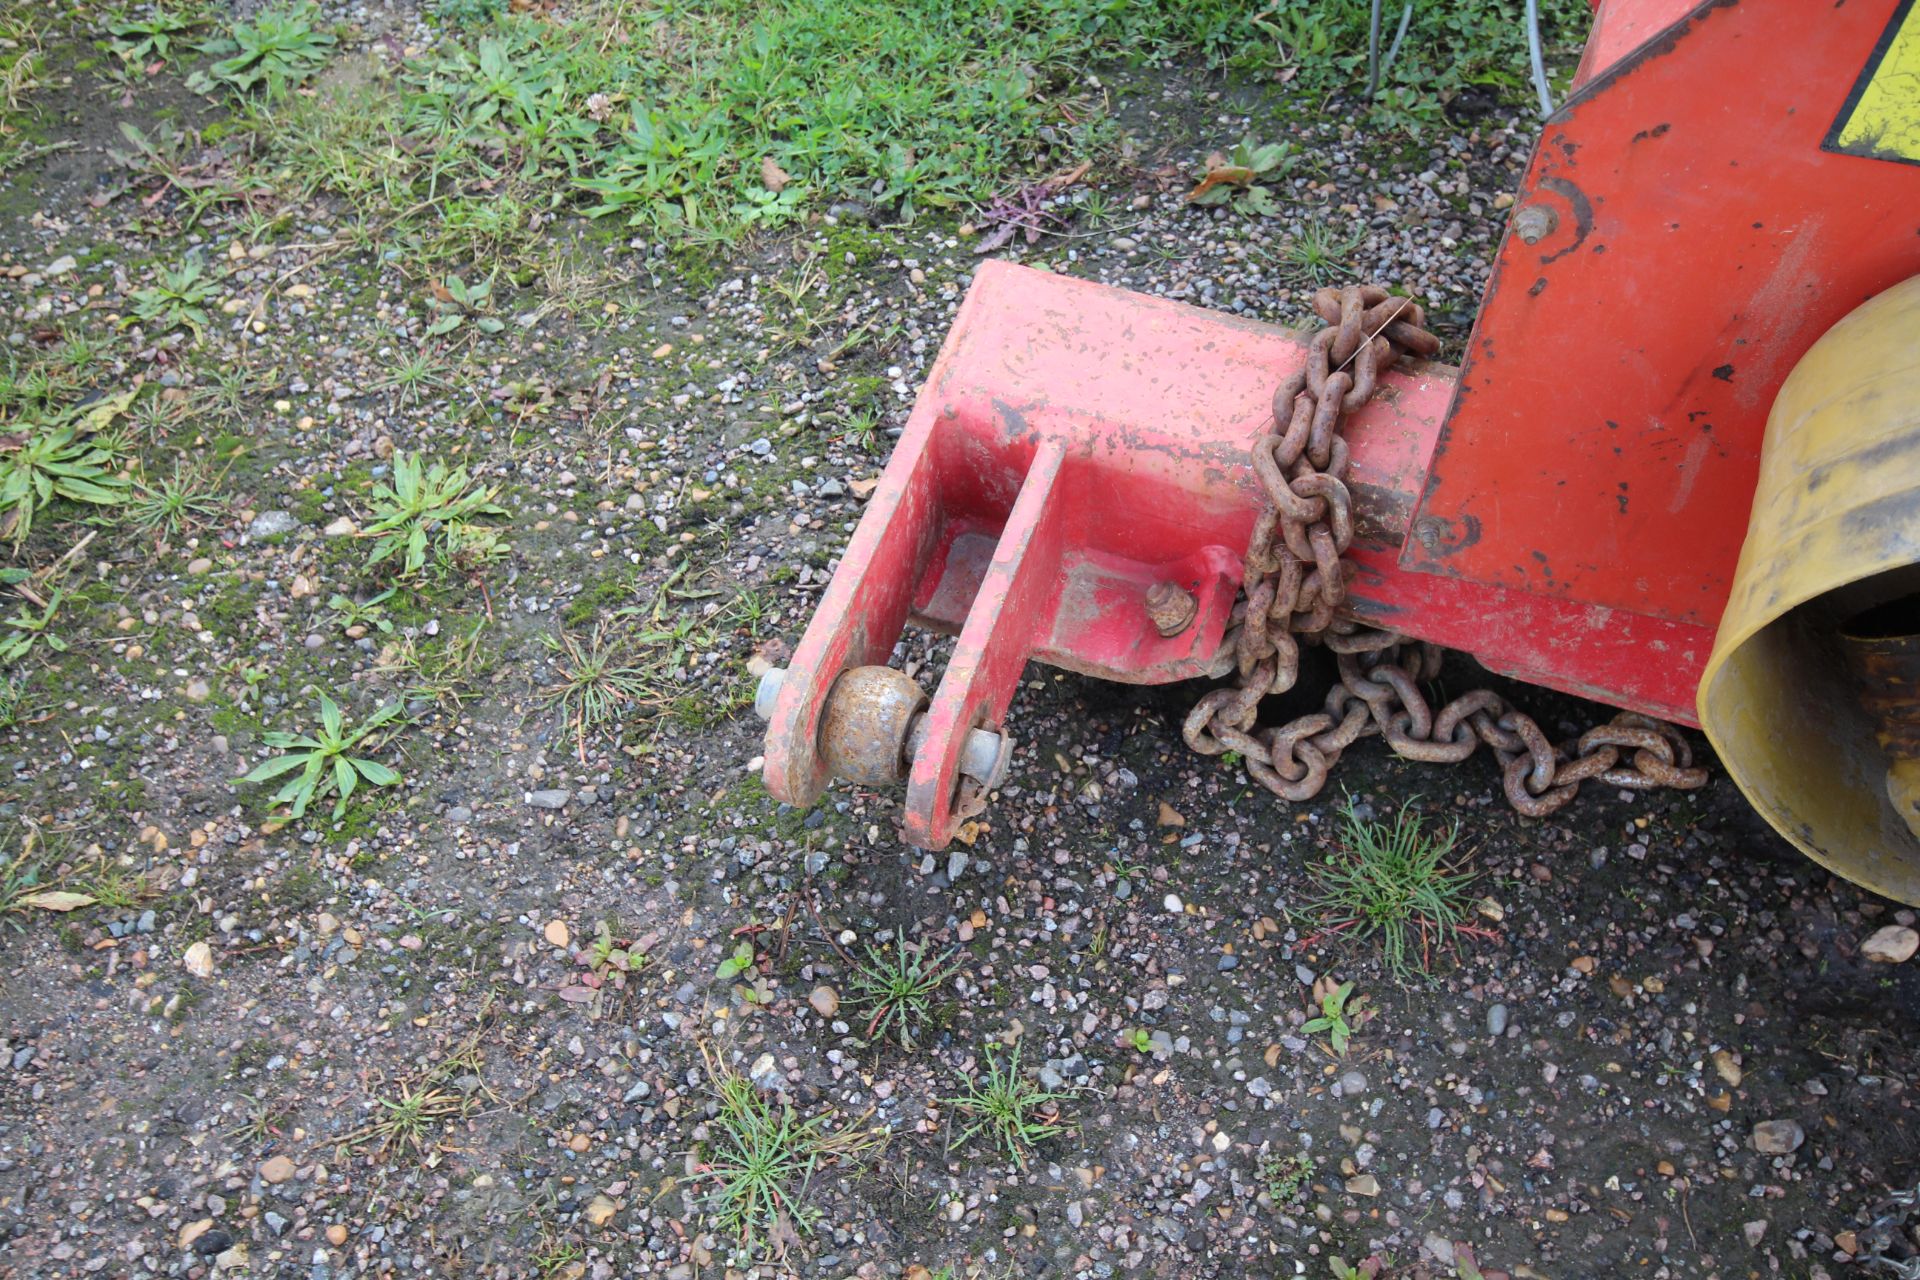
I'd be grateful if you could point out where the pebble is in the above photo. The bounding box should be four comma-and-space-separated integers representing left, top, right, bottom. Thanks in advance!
528, 789, 572, 810
1487, 1002, 1508, 1036
259, 1155, 296, 1184
1863, 924, 1919, 964
809, 985, 839, 1017
248, 510, 302, 540
183, 941, 215, 978
1712, 1048, 1743, 1086
187, 557, 213, 575
322, 516, 359, 537
544, 920, 571, 948
1751, 1119, 1805, 1154
1163, 893, 1184, 913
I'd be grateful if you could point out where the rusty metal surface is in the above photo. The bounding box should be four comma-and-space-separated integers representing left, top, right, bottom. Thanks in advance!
1183, 284, 1707, 816
1411, 0, 1920, 623
1842, 598, 1920, 760
818, 665, 926, 787
765, 260, 1715, 848
1144, 581, 1198, 637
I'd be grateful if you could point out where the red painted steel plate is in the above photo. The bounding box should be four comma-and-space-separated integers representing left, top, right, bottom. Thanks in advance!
1409, 0, 1920, 624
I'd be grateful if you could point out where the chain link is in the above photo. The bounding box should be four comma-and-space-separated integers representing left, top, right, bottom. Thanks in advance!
1184, 284, 1708, 815
1863, 1183, 1920, 1277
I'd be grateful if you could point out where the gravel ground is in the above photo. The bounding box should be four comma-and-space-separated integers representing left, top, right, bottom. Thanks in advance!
2, 12, 1918, 1280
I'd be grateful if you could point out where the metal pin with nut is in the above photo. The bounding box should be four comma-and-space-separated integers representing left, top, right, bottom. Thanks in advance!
756, 666, 1012, 790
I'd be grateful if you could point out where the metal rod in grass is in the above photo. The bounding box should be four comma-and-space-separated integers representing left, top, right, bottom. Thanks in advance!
1526, 0, 1556, 117
1367, 0, 1415, 98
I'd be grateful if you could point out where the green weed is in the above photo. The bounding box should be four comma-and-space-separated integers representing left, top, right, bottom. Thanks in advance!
1260, 1149, 1313, 1206
847, 938, 957, 1049
943, 1041, 1072, 1168
1304, 797, 1479, 979
1188, 137, 1294, 216
105, 4, 206, 68
242, 692, 406, 821
1302, 979, 1362, 1057
361, 452, 507, 578
1, 422, 130, 550
326, 588, 395, 634
0, 587, 68, 666
188, 3, 335, 96
422, 272, 505, 340
126, 258, 216, 339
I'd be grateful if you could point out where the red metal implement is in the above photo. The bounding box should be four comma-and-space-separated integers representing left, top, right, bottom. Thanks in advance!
762, 262, 1710, 847
762, 0, 1920, 850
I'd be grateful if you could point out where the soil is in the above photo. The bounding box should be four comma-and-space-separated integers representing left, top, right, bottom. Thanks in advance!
0, 12, 1916, 1280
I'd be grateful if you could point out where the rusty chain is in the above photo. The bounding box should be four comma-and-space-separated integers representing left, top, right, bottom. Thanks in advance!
1863, 1182, 1920, 1278
1183, 284, 1708, 816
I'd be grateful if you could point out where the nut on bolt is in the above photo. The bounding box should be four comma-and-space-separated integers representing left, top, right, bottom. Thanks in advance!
1145, 580, 1198, 637
1512, 203, 1559, 245
756, 665, 1012, 790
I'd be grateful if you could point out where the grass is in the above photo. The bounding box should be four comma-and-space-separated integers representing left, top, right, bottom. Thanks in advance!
374, 349, 450, 411
531, 1234, 584, 1278
1277, 217, 1365, 286
1302, 797, 1483, 980
375, 619, 491, 711
0, 673, 31, 730
338, 1012, 495, 1159
539, 623, 654, 754
221, 0, 1587, 271
0, 825, 120, 927
124, 464, 226, 539
943, 1042, 1073, 1168
847, 938, 958, 1049
696, 1063, 881, 1249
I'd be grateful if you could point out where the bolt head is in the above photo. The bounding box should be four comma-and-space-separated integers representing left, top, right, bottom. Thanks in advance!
1513, 203, 1558, 245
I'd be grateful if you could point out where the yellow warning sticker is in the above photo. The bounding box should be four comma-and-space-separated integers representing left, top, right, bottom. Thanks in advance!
1827, 0, 1920, 166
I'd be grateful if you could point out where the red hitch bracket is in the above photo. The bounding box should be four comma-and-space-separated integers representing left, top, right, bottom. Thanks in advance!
761, 260, 1713, 849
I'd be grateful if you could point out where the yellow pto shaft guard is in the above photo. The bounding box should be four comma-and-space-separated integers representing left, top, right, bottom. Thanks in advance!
1701, 273, 1920, 907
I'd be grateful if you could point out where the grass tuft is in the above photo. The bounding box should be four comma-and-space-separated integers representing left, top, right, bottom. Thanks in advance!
847, 938, 958, 1049
696, 1060, 881, 1249
943, 1041, 1073, 1168
540, 624, 654, 754
1303, 796, 1482, 979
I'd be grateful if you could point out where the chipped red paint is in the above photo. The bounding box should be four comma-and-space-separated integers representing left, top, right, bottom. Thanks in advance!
763, 263, 1711, 847
1411, 0, 1920, 624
